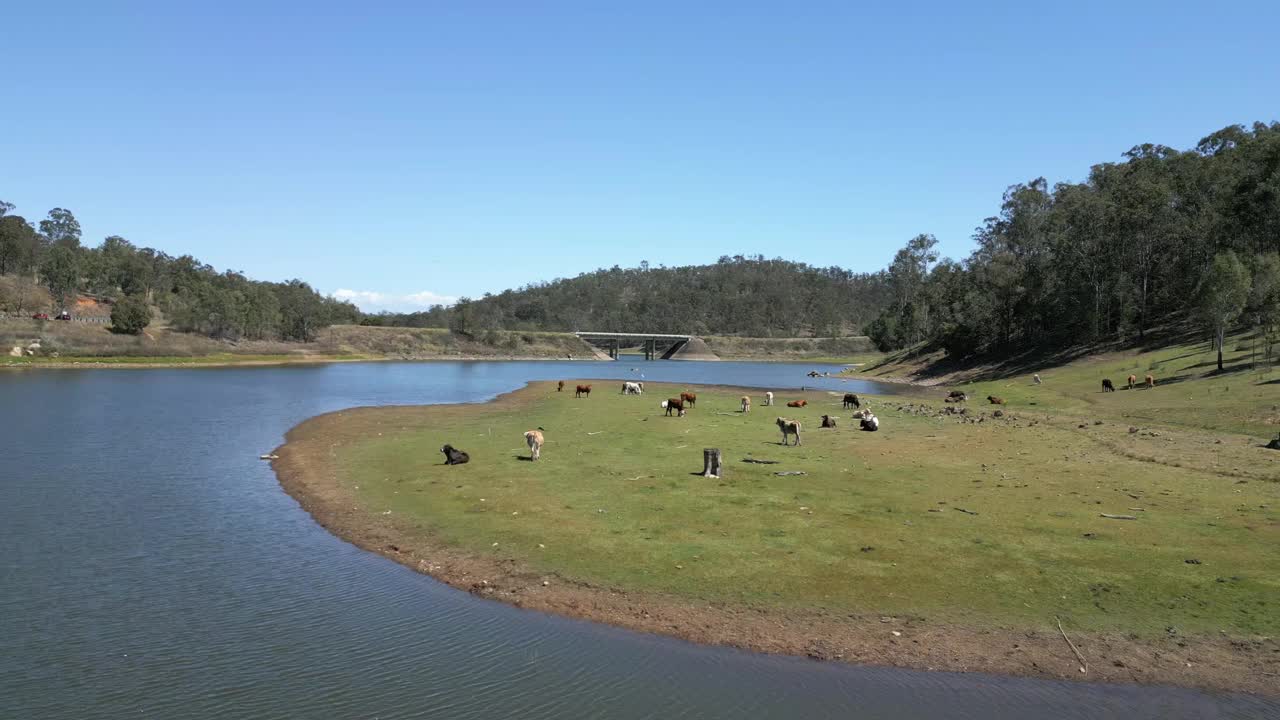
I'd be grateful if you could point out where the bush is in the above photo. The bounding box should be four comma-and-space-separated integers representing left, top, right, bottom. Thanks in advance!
111, 295, 152, 335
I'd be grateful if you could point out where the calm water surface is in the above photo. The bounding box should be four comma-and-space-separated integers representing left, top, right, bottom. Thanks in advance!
1, 361, 1275, 719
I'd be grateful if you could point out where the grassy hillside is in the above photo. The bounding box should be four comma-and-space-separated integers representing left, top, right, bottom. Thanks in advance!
701, 335, 878, 362
2, 321, 601, 365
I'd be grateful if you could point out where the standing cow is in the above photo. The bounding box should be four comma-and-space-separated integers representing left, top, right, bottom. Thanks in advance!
575, 384, 592, 398
741, 396, 751, 413
776, 417, 802, 446
764, 391, 774, 407
524, 429, 544, 461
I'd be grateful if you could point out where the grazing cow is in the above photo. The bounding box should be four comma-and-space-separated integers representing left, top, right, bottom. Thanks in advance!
680, 392, 697, 407
557, 380, 564, 392
524, 429, 544, 461
1102, 379, 1116, 392
821, 414, 838, 428
1145, 374, 1155, 389
776, 417, 802, 446
741, 395, 751, 413
765, 391, 774, 406
662, 399, 686, 417
987, 395, 1006, 405
575, 384, 592, 398
786, 399, 807, 408
440, 444, 470, 465
1033, 373, 1042, 385
1127, 375, 1136, 390
621, 381, 643, 395
843, 393, 861, 409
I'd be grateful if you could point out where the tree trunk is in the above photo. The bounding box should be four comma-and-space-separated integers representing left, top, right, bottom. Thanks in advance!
1217, 324, 1225, 371
702, 448, 723, 478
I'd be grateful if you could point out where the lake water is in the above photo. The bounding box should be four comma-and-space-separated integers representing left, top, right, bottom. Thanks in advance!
1, 360, 1274, 719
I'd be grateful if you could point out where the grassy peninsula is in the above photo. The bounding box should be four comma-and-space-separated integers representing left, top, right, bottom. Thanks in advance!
274, 335, 1279, 694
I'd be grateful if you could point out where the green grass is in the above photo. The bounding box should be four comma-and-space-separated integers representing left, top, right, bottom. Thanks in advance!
331, 367, 1279, 639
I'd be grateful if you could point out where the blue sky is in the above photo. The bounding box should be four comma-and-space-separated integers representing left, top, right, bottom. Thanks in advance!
3, 2, 1277, 312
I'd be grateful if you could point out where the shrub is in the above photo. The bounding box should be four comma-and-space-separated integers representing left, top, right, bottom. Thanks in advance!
111, 295, 152, 335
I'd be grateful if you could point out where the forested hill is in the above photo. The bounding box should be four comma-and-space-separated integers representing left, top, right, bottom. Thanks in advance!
362, 257, 891, 337
866, 121, 1280, 361
371, 122, 1280, 355
0, 202, 358, 340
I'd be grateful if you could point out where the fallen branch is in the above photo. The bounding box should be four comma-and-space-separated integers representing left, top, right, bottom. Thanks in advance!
742, 458, 780, 464
1100, 513, 1137, 520
586, 431, 603, 436
1056, 616, 1088, 674
774, 471, 806, 476
955, 507, 979, 515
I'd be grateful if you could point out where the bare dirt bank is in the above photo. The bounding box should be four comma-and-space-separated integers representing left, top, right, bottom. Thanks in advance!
271, 395, 1278, 697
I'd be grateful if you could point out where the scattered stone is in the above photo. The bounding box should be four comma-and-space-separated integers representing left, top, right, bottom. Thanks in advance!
860, 546, 875, 552
1185, 559, 1202, 565
1129, 427, 1139, 434
1094, 420, 1103, 426
993, 410, 1004, 418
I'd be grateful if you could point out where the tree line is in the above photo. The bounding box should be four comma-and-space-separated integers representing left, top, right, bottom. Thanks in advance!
866, 121, 1280, 367
361, 257, 892, 338
0, 202, 357, 339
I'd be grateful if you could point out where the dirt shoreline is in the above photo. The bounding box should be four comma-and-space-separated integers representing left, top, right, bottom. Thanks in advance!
270, 384, 1277, 697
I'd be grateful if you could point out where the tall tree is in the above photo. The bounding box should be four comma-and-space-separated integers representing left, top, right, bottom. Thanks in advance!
39, 208, 82, 249
1197, 251, 1251, 371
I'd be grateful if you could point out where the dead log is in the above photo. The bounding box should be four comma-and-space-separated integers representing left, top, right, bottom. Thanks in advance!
741, 458, 780, 464
1100, 513, 1137, 520
702, 448, 723, 478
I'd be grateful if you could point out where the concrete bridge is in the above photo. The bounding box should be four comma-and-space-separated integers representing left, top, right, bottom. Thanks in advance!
573, 331, 693, 360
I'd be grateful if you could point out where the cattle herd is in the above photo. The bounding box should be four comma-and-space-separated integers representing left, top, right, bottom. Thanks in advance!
440, 370, 1165, 467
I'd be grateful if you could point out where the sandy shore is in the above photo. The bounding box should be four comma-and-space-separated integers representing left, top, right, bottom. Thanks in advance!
269, 388, 1277, 697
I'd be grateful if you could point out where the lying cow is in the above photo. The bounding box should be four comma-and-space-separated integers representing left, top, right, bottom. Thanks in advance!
662, 399, 686, 417
987, 395, 1006, 405
776, 417, 802, 446
946, 390, 967, 402
843, 393, 860, 409
440, 444, 470, 465
821, 414, 837, 428
859, 411, 880, 432
524, 429, 544, 461
786, 399, 807, 408
621, 381, 643, 395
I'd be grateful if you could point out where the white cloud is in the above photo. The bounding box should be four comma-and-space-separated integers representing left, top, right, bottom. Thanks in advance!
331, 288, 458, 313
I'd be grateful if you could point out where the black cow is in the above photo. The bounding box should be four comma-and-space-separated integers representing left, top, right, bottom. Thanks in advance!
842, 393, 860, 409
1102, 379, 1115, 393
440, 444, 470, 465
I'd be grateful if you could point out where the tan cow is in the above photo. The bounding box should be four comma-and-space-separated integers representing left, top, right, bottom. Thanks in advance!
776, 417, 802, 446
524, 429, 544, 461
741, 395, 751, 413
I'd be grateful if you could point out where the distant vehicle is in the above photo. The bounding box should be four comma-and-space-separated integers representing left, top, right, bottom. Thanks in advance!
32, 312, 50, 320
55, 311, 71, 321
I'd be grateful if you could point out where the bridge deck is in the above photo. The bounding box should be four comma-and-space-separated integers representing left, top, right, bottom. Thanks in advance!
573, 331, 692, 340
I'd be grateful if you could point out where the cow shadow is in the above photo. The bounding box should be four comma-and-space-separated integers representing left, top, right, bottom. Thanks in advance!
513, 455, 535, 462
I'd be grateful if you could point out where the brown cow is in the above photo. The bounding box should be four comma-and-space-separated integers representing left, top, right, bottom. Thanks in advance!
575, 384, 592, 398
821, 414, 838, 428
776, 417, 802, 446
663, 398, 686, 417
1145, 374, 1155, 389
680, 392, 697, 407
786, 399, 807, 408
987, 395, 1006, 405
557, 380, 565, 392
1127, 375, 1136, 390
